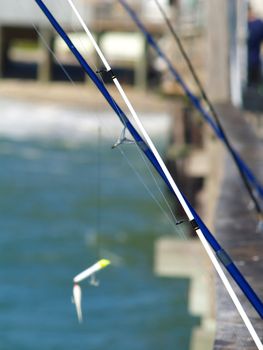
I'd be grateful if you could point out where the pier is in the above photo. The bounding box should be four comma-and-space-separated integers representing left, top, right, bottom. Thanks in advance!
213, 104, 263, 350
155, 100, 263, 350
0, 0, 167, 87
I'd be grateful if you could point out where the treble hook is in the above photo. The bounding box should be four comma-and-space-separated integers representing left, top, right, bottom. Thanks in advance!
90, 273, 100, 287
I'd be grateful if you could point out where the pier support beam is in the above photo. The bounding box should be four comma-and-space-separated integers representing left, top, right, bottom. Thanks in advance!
37, 28, 54, 82
206, 0, 230, 103
0, 27, 9, 78
155, 238, 216, 350
134, 39, 148, 90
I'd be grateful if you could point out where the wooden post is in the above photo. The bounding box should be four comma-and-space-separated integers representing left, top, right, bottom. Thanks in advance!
0, 27, 4, 78
206, 0, 230, 103
0, 27, 8, 78
37, 27, 54, 82
134, 37, 148, 90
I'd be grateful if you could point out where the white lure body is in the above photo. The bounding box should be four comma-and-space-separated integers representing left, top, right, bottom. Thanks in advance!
73, 284, 82, 323
73, 259, 110, 284
72, 259, 110, 323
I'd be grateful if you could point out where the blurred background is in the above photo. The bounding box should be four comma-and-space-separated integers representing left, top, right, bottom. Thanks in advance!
0, 1, 262, 350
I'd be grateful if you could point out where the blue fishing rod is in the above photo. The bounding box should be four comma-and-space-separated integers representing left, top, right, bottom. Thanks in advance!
119, 0, 263, 220
35, 0, 263, 321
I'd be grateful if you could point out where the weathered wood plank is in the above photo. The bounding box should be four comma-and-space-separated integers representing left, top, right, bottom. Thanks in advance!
213, 103, 263, 350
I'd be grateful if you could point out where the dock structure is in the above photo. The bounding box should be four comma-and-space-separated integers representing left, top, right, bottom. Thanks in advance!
155, 100, 263, 349
0, 0, 73, 81
0, 0, 167, 87
155, 238, 216, 350
155, 102, 222, 350
213, 104, 263, 350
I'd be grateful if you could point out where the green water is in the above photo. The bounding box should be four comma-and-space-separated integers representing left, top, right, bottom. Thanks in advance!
0, 109, 200, 349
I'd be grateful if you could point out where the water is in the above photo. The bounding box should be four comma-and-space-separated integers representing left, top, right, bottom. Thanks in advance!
0, 99, 200, 350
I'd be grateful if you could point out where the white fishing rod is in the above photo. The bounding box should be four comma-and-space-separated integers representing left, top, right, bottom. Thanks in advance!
39, 1, 262, 348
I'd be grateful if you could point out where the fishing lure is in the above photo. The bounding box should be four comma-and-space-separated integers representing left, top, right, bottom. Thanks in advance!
72, 259, 111, 323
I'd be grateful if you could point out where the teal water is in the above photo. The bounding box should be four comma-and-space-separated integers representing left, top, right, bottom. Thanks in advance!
0, 124, 200, 349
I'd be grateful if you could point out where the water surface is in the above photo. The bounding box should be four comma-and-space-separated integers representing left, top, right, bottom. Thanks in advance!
0, 100, 199, 350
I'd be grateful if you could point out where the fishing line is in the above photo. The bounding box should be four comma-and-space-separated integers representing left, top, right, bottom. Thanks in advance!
91, 72, 187, 237
95, 124, 102, 260
91, 102, 188, 239
64, 6, 187, 236
130, 140, 188, 236
31, 3, 263, 346
83, 38, 187, 235
118, 146, 187, 239
92, 69, 188, 238
67, 4, 106, 260
64, 1, 121, 265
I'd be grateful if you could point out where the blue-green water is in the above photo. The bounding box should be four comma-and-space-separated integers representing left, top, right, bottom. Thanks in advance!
0, 107, 199, 350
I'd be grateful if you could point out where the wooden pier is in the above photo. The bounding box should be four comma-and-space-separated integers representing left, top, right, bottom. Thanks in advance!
0, 0, 167, 88
212, 104, 263, 350
154, 98, 263, 350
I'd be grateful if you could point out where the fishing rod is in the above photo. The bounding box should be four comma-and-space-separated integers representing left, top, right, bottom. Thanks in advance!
119, 0, 263, 221
35, 1, 263, 347
152, 0, 263, 221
